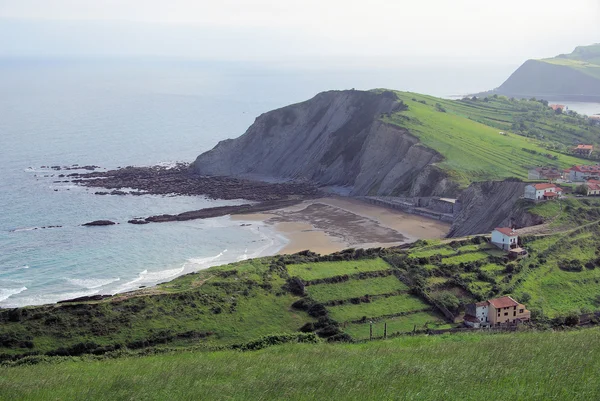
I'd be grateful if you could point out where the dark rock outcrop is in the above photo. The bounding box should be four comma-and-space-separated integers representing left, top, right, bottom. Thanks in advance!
191, 90, 456, 197
82, 220, 116, 227
447, 181, 542, 237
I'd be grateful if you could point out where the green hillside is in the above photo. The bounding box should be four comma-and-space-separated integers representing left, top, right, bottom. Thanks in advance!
2, 328, 600, 400
6, 218, 600, 362
382, 92, 596, 186
542, 43, 600, 79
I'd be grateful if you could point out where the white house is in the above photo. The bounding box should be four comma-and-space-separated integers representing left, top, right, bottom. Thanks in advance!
464, 301, 490, 328
524, 183, 563, 200
491, 227, 518, 251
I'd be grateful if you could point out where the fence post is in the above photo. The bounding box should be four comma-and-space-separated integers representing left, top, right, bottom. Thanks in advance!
370, 322, 373, 341
384, 322, 387, 339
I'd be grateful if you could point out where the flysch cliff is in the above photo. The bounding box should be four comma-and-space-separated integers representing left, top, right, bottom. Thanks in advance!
192, 90, 457, 197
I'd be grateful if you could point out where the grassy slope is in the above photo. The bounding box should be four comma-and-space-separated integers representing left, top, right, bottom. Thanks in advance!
306, 275, 408, 303
383, 92, 594, 186
2, 328, 600, 401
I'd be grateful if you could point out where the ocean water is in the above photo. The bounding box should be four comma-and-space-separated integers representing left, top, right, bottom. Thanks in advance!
2, 58, 598, 308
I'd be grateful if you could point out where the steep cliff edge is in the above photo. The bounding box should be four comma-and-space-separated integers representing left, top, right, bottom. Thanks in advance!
448, 181, 543, 237
192, 90, 458, 197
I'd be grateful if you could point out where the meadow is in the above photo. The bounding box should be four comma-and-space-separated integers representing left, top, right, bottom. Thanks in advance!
2, 328, 600, 400
305, 275, 408, 303
287, 258, 391, 281
383, 92, 594, 186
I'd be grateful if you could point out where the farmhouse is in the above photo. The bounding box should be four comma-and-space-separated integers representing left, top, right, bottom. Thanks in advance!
524, 183, 563, 200
527, 167, 561, 181
574, 144, 593, 156
464, 296, 530, 328
569, 165, 600, 182
491, 227, 518, 251
550, 104, 567, 113
584, 179, 600, 196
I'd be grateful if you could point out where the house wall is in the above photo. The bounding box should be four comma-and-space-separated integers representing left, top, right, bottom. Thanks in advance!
528, 170, 541, 180
524, 185, 537, 199
489, 304, 531, 326
476, 305, 489, 324
491, 231, 517, 251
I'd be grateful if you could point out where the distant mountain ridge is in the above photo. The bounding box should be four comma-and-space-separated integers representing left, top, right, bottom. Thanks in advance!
484, 43, 600, 101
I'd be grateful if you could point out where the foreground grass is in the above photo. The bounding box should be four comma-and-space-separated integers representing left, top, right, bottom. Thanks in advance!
2, 328, 600, 400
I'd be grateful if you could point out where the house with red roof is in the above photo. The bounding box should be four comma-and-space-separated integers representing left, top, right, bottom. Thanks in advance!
464, 296, 530, 328
524, 183, 563, 201
574, 144, 593, 156
585, 180, 600, 196
491, 227, 518, 251
550, 104, 567, 113
569, 165, 600, 182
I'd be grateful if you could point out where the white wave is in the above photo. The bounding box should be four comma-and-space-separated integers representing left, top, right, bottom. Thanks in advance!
111, 266, 185, 294
10, 227, 38, 233
66, 277, 121, 289
2, 289, 100, 308
0, 286, 27, 302
185, 249, 227, 267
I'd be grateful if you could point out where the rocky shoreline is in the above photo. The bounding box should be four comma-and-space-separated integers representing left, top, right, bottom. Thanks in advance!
66, 164, 322, 223
69, 164, 320, 201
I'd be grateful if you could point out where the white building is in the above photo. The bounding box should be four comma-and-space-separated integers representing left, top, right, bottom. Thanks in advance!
491, 227, 518, 251
524, 183, 563, 201
464, 301, 490, 328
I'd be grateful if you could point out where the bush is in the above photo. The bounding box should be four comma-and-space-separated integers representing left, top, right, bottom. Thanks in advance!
432, 291, 460, 312
558, 259, 583, 272
286, 277, 305, 296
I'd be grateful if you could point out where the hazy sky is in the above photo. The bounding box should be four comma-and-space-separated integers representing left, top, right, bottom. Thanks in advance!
1, 0, 598, 65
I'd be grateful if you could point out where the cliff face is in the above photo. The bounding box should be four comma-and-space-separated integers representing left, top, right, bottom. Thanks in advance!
448, 181, 542, 237
192, 90, 458, 197
494, 59, 600, 99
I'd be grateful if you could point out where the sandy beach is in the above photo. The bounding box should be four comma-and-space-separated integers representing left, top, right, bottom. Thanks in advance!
232, 197, 450, 255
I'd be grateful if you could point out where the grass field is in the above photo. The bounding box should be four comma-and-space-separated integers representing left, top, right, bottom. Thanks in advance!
306, 276, 408, 303
327, 293, 430, 323
343, 311, 450, 339
441, 251, 489, 265
287, 258, 391, 281
382, 92, 594, 186
2, 328, 600, 400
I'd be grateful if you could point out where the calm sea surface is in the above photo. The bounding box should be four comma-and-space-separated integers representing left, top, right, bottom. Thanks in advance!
2, 58, 598, 307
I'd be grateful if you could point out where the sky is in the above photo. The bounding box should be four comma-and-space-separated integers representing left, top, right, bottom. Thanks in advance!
0, 0, 599, 66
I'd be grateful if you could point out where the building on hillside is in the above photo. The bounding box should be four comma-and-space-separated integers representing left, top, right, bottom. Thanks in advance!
464, 296, 530, 328
523, 183, 563, 200
527, 167, 562, 181
550, 104, 567, 113
491, 227, 518, 251
586, 182, 600, 196
464, 301, 490, 328
569, 165, 600, 182
589, 115, 600, 125
574, 144, 593, 156
488, 296, 531, 326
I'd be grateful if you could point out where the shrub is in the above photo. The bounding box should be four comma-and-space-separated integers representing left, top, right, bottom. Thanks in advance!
432, 291, 460, 313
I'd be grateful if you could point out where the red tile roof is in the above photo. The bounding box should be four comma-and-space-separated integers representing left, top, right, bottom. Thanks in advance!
488, 296, 519, 309
544, 191, 558, 197
475, 301, 489, 307
531, 183, 556, 190
576, 145, 593, 150
494, 227, 517, 237
571, 165, 600, 174
588, 183, 600, 191
550, 104, 566, 111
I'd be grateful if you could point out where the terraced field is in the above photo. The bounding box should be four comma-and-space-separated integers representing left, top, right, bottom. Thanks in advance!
287, 258, 391, 281
305, 275, 408, 303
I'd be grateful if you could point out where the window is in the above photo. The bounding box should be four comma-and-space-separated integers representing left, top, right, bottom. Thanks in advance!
513, 312, 516, 317
514, 306, 516, 310
504, 312, 508, 316
519, 309, 524, 313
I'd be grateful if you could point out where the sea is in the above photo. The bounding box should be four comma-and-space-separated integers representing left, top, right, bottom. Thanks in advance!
2, 58, 600, 308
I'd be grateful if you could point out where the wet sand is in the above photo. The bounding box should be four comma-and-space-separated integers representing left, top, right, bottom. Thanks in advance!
232, 197, 450, 255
